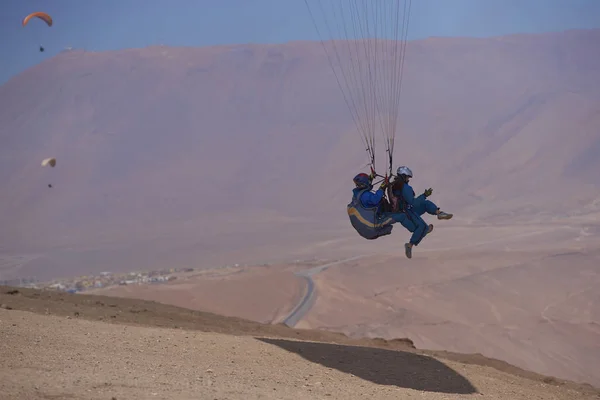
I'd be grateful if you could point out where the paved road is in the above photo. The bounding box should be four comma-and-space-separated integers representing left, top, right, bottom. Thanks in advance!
282, 255, 367, 327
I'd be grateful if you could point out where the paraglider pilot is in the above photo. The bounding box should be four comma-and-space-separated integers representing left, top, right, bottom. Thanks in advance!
348, 170, 410, 244
348, 166, 453, 259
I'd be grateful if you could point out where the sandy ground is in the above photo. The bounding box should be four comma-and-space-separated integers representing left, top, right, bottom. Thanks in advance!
89, 264, 305, 324
2, 307, 599, 400
1, 286, 599, 400
69, 222, 600, 387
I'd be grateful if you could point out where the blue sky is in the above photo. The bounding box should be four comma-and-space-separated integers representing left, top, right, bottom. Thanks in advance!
1, 0, 600, 84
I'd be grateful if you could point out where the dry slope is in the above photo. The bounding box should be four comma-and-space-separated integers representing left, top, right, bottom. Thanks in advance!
1, 286, 599, 400
89, 263, 306, 324
1, 29, 600, 281
301, 237, 600, 387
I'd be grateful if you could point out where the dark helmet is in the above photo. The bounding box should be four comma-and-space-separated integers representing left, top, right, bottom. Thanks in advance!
353, 173, 372, 189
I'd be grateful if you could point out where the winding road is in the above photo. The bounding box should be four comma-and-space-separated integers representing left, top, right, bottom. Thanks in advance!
280, 224, 568, 327
282, 255, 367, 327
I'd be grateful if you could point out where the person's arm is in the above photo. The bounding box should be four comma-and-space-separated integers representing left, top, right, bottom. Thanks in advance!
401, 184, 417, 206
361, 189, 385, 207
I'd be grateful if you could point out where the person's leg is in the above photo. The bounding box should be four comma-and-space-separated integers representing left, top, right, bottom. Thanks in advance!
408, 211, 428, 245
424, 200, 439, 215
422, 199, 453, 220
412, 199, 439, 216
386, 212, 416, 232
403, 210, 431, 259
436, 209, 453, 220
381, 212, 431, 259
414, 199, 453, 220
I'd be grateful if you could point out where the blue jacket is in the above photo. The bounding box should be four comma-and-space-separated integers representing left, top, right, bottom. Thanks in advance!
352, 187, 385, 211
392, 182, 425, 209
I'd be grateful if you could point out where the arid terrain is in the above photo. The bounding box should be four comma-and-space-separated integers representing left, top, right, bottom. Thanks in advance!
2, 28, 600, 399
1, 29, 599, 281
1, 286, 599, 400
86, 219, 600, 387
89, 262, 308, 324
305, 228, 600, 387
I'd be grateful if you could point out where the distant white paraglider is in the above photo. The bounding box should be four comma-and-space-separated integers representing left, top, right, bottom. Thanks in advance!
41, 157, 56, 167
41, 157, 56, 187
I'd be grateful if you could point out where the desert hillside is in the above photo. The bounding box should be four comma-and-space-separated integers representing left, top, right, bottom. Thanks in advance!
82, 230, 600, 389
2, 27, 599, 398
1, 29, 600, 280
1, 286, 598, 400
305, 243, 600, 386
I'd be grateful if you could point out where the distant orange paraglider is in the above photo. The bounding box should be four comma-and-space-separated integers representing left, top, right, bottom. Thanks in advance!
22, 12, 53, 27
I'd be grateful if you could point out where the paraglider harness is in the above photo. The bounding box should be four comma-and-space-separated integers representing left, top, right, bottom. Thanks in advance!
347, 167, 395, 240
385, 177, 410, 214
347, 188, 394, 240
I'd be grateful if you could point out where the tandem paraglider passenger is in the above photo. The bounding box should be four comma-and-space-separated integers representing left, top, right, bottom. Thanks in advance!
388, 166, 453, 259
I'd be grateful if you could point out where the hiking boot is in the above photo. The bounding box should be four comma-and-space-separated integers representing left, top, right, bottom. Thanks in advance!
404, 243, 412, 259
437, 211, 453, 220
427, 224, 434, 234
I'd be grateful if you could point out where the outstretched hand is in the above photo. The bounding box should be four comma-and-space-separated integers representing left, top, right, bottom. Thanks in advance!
424, 188, 433, 197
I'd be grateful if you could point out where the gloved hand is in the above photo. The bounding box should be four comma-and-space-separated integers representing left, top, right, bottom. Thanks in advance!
424, 188, 433, 197
380, 176, 390, 190
369, 167, 376, 182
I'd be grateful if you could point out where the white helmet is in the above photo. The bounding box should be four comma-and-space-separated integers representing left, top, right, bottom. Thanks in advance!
396, 166, 413, 177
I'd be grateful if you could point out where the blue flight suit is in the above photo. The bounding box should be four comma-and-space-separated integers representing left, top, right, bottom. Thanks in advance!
390, 183, 439, 246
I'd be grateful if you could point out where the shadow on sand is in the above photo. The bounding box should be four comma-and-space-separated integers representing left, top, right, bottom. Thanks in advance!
256, 337, 478, 394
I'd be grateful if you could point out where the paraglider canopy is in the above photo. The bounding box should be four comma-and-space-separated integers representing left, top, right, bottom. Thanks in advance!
41, 157, 56, 167
41, 157, 56, 188
303, 0, 412, 179
22, 12, 53, 27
